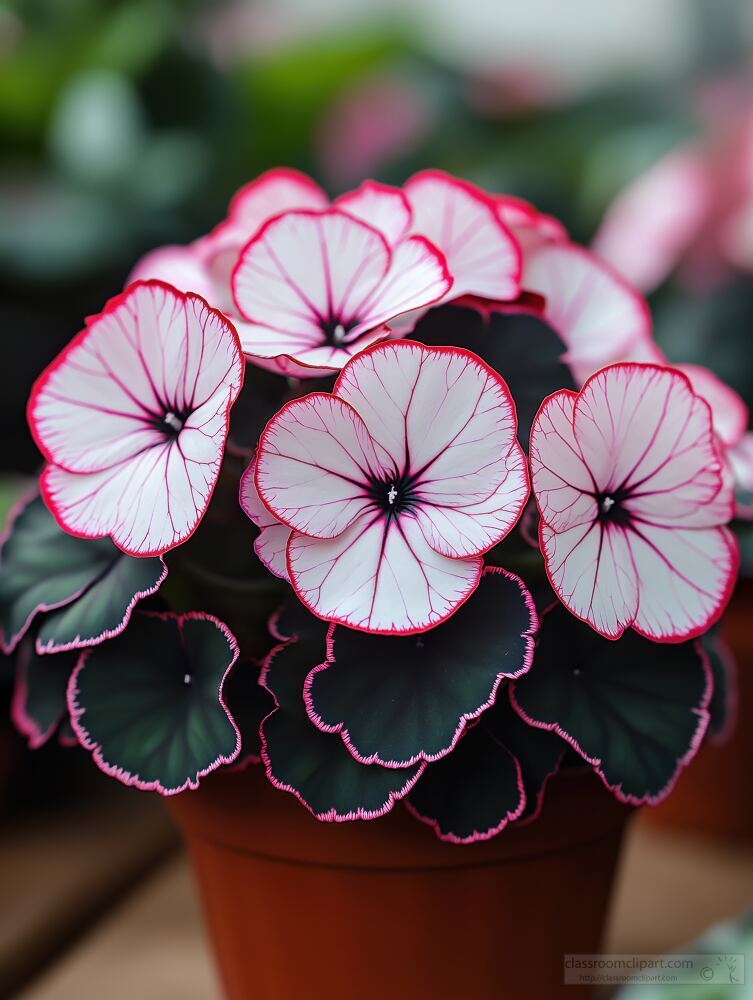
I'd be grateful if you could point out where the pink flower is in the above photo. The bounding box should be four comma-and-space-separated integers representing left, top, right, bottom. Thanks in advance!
244, 340, 529, 634
28, 281, 243, 557
130, 168, 522, 376
230, 208, 451, 376
530, 363, 738, 642
593, 102, 753, 293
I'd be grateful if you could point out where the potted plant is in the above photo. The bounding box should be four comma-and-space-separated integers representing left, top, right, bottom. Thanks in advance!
3, 169, 745, 1000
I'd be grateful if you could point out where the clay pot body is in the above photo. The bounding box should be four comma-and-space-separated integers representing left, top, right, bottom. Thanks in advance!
170, 765, 630, 1000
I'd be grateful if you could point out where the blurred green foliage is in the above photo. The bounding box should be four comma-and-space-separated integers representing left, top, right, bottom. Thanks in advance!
0, 0, 750, 474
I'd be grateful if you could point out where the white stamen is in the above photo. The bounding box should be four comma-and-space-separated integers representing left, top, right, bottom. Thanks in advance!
333, 323, 346, 344
164, 411, 182, 433
601, 496, 615, 513
183, 673, 192, 685
387, 485, 398, 505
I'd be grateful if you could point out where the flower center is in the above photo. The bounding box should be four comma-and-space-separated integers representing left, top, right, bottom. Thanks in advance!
152, 407, 189, 439
164, 411, 183, 433
320, 315, 359, 347
367, 471, 419, 518
596, 490, 632, 528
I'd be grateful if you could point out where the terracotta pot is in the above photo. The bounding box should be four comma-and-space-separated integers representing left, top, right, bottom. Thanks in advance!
170, 764, 630, 1000
642, 579, 753, 840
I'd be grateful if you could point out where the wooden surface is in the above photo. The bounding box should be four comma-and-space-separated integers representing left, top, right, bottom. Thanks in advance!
1, 785, 178, 998
15, 813, 753, 999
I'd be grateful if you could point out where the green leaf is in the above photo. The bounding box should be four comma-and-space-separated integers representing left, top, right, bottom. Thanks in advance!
69, 612, 240, 794
11, 639, 77, 748
0, 495, 166, 654
304, 568, 536, 767
406, 694, 564, 842
410, 302, 575, 446
261, 604, 423, 821
511, 605, 711, 804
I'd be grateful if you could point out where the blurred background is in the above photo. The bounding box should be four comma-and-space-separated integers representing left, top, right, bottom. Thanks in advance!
3, 1, 753, 997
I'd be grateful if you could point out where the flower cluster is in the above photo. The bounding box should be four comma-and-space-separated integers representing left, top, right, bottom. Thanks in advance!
3, 167, 745, 840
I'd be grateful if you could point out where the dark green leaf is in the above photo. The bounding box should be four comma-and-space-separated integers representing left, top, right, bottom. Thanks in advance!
406, 693, 564, 842
11, 639, 77, 748
511, 605, 711, 804
305, 568, 536, 767
0, 495, 166, 654
261, 605, 422, 820
69, 612, 240, 794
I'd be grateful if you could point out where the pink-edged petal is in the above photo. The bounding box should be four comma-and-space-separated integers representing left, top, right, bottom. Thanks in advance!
523, 243, 653, 385
403, 170, 521, 301
29, 282, 242, 476
575, 365, 731, 528
495, 195, 568, 253
238, 324, 391, 378
42, 431, 216, 557
413, 442, 529, 558
529, 390, 597, 532
335, 180, 412, 245
287, 512, 481, 635
334, 340, 521, 502
351, 236, 451, 333
255, 393, 387, 539
127, 245, 215, 303
239, 458, 291, 581
232, 209, 390, 351
540, 520, 639, 640
592, 148, 710, 293
628, 525, 738, 641
207, 167, 328, 259
674, 363, 749, 448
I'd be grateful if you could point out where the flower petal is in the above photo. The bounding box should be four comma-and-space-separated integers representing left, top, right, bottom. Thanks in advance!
235, 321, 390, 376
495, 194, 568, 253
403, 170, 521, 300
413, 442, 529, 558
592, 149, 710, 294
287, 512, 482, 635
675, 363, 749, 448
334, 340, 522, 505
127, 245, 215, 303
239, 458, 291, 581
207, 167, 327, 260
627, 524, 738, 641
529, 390, 596, 532
522, 243, 653, 384
335, 180, 412, 245
255, 393, 387, 539
351, 236, 451, 333
540, 519, 639, 640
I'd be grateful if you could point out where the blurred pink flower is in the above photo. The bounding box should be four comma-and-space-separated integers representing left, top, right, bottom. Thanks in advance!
315, 74, 433, 189
594, 90, 753, 294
